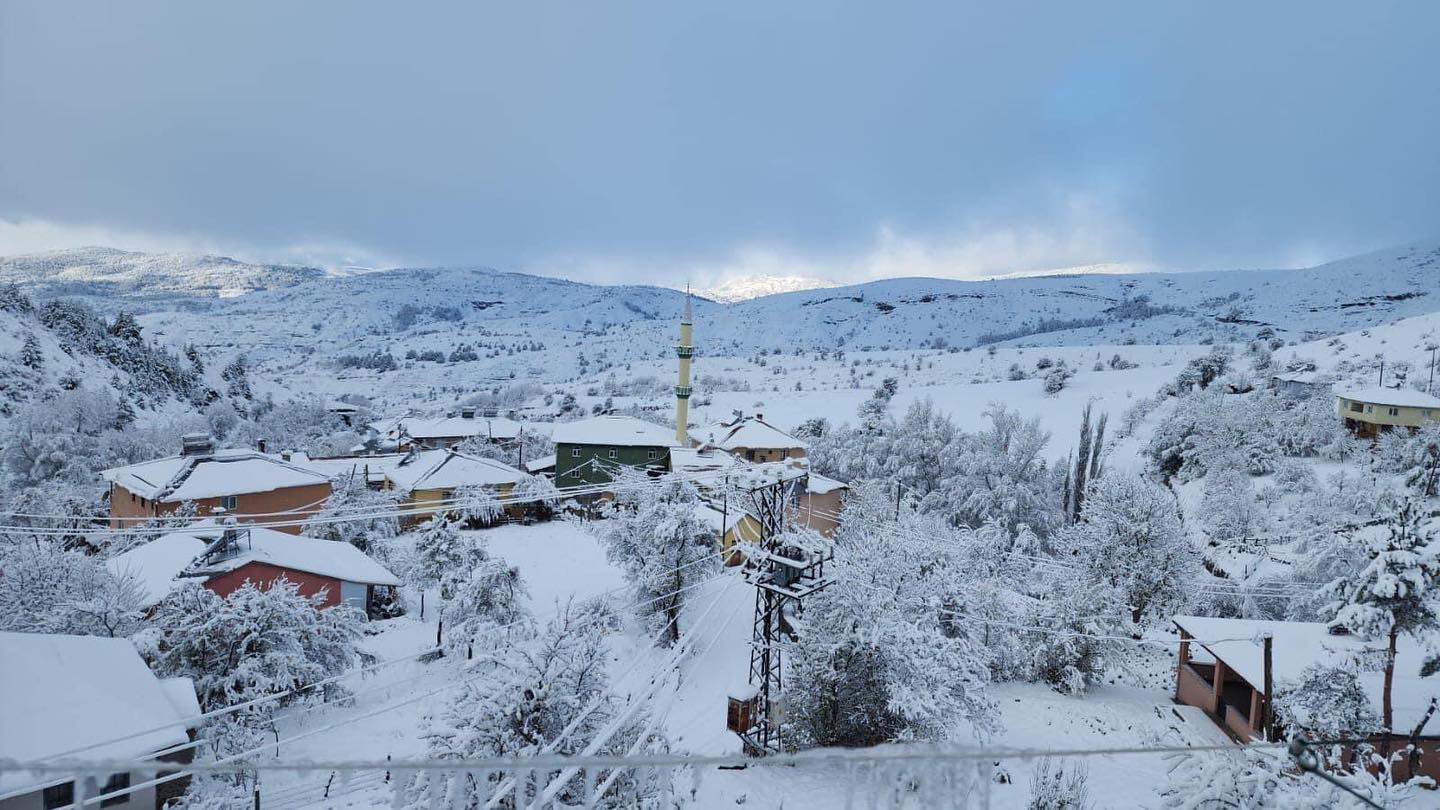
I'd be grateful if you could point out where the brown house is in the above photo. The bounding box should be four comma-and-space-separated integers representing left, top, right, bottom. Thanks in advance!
795, 472, 848, 537
101, 435, 332, 533
700, 413, 808, 463
1173, 615, 1439, 782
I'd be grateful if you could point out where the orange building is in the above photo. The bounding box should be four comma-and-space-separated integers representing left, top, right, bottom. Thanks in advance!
102, 435, 332, 533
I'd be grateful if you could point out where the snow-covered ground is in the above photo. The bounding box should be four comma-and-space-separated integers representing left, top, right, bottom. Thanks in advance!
244, 519, 1250, 809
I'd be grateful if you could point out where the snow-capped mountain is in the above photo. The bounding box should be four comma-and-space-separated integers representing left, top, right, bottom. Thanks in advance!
697, 274, 836, 303
0, 246, 324, 302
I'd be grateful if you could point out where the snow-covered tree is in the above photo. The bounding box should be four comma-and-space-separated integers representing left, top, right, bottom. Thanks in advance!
405, 599, 669, 808
1059, 473, 1198, 626
139, 580, 363, 711
455, 482, 504, 526
458, 427, 555, 471
441, 556, 531, 655
303, 476, 402, 553
1273, 663, 1379, 740
595, 473, 720, 645
410, 516, 482, 589
221, 354, 252, 399
785, 488, 996, 748
1321, 500, 1439, 739
1199, 468, 1271, 543
19, 333, 43, 370
944, 404, 1062, 540
0, 541, 144, 637
510, 474, 561, 521
1162, 747, 1420, 808
857, 376, 898, 431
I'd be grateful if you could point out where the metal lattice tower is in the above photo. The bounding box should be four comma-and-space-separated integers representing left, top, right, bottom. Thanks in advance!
734, 471, 832, 757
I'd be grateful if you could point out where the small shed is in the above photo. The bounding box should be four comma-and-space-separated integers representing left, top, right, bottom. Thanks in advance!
1173, 615, 1438, 781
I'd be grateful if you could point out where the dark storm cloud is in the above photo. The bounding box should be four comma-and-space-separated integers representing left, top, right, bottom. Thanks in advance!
1, 2, 1436, 282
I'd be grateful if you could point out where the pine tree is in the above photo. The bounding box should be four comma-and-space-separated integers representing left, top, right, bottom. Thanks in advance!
221, 354, 252, 399
185, 342, 206, 374
1322, 500, 1439, 742
19, 334, 43, 371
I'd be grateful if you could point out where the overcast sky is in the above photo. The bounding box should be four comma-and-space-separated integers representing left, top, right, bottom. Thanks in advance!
1, 2, 1437, 286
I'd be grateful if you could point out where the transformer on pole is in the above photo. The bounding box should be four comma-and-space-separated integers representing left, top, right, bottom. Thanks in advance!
726, 466, 832, 757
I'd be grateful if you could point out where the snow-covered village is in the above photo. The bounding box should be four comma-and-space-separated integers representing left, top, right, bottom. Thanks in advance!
2, 4, 1440, 808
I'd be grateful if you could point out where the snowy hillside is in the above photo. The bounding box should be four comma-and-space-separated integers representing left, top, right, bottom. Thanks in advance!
0, 246, 324, 302
0, 240, 1436, 423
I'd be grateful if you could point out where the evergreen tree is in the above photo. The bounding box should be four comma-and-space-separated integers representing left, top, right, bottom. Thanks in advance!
1321, 500, 1439, 741
185, 342, 206, 374
19, 333, 43, 371
222, 354, 252, 399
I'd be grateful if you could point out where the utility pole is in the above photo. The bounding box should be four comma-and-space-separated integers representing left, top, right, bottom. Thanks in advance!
1379, 359, 1385, 387
1429, 347, 1437, 394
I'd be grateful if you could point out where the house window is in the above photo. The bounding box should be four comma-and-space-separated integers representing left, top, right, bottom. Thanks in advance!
100, 773, 130, 807
571, 447, 581, 457
219, 495, 238, 510
608, 448, 618, 459
1387, 406, 1400, 417
647, 449, 658, 459
745, 449, 756, 461
130, 491, 136, 503
1365, 405, 1374, 414
1348, 401, 1364, 413
42, 782, 73, 810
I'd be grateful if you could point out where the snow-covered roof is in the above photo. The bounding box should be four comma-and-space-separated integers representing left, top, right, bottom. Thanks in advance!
0, 632, 198, 796
670, 447, 747, 476
110, 522, 401, 600
393, 414, 527, 441
189, 524, 401, 586
106, 532, 211, 605
703, 416, 808, 451
1335, 386, 1440, 409
696, 502, 754, 535
101, 448, 332, 502
297, 453, 409, 485
551, 415, 678, 447
1173, 615, 1434, 730
525, 453, 556, 474
1270, 371, 1325, 385
384, 449, 527, 492
806, 472, 849, 494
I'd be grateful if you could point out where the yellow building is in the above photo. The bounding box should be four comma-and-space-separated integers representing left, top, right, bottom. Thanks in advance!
382, 448, 529, 525
1336, 386, 1440, 438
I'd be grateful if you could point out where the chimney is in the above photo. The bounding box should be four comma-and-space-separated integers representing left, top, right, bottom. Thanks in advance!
181, 433, 215, 457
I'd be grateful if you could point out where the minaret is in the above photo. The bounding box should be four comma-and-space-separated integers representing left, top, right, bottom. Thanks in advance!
674, 288, 694, 446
